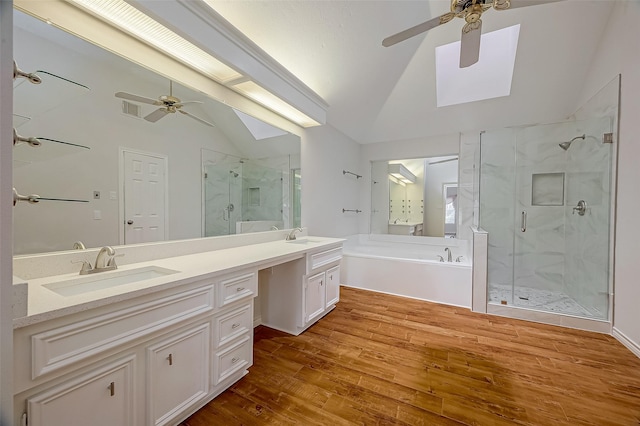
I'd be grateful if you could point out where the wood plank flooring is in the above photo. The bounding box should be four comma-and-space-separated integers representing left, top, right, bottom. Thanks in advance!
181, 287, 640, 425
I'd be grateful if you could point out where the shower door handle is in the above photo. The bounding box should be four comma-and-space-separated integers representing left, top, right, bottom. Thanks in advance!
521, 211, 527, 232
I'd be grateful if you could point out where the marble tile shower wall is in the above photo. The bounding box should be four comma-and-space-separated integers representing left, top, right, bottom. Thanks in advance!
563, 117, 612, 317
479, 128, 517, 290
241, 156, 288, 226
458, 133, 477, 240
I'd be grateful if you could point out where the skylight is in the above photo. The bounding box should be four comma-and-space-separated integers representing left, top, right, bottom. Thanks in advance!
435, 24, 520, 107
233, 109, 288, 140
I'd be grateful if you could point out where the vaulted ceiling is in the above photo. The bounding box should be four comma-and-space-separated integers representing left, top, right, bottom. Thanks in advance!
211, 0, 615, 143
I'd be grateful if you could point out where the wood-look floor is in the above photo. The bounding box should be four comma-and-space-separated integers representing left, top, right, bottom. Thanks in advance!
181, 287, 640, 425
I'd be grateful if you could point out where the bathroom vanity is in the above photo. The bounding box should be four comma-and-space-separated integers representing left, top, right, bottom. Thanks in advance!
12, 236, 343, 426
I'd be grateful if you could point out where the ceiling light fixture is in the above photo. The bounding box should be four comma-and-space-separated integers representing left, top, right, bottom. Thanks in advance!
388, 163, 416, 184
66, 0, 321, 127
67, 0, 242, 83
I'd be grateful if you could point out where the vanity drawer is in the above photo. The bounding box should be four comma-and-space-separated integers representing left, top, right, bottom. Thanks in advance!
213, 335, 252, 385
31, 285, 215, 379
214, 303, 253, 348
218, 271, 257, 307
307, 247, 342, 272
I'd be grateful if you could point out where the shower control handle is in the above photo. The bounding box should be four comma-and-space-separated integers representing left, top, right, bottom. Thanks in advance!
521, 211, 527, 233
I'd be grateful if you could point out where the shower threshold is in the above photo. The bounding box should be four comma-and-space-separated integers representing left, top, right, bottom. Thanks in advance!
488, 284, 604, 319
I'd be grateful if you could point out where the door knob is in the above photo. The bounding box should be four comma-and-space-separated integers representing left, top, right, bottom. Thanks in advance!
127, 220, 134, 225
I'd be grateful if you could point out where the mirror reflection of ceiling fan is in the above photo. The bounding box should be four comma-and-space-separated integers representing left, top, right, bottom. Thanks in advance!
115, 80, 215, 127
382, 0, 564, 68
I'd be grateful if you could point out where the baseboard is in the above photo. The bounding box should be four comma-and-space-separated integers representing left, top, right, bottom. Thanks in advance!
613, 327, 640, 359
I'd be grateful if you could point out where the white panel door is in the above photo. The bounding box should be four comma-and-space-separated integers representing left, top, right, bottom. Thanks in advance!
123, 151, 167, 244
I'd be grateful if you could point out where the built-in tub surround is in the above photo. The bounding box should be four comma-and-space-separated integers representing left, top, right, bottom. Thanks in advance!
341, 234, 472, 308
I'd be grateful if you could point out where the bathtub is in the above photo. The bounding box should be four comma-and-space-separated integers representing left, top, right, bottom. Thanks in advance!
341, 234, 473, 308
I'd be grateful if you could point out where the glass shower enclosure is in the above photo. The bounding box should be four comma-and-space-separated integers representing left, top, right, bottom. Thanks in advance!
203, 151, 292, 237
479, 117, 614, 320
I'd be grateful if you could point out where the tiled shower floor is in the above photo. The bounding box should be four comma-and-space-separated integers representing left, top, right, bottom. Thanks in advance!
488, 284, 603, 318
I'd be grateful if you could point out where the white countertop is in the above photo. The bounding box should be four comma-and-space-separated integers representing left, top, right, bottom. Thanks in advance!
14, 236, 344, 329
388, 221, 423, 227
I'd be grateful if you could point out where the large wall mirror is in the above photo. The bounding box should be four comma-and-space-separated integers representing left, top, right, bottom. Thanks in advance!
12, 9, 301, 255
370, 156, 458, 238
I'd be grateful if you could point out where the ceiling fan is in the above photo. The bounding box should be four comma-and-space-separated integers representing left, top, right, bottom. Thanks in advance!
382, 0, 564, 68
115, 81, 215, 127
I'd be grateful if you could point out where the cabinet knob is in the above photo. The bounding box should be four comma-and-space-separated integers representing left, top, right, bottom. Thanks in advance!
167, 353, 173, 366
108, 382, 115, 396
232, 323, 241, 329
127, 220, 134, 225
231, 357, 240, 364
236, 287, 245, 292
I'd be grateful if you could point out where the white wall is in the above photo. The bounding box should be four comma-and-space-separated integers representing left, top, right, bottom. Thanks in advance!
577, 1, 640, 350
301, 124, 361, 237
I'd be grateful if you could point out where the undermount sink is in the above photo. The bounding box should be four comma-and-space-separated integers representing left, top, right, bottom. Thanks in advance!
285, 237, 323, 245
43, 266, 180, 297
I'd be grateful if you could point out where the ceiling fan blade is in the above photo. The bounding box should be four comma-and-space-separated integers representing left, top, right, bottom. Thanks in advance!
115, 92, 162, 105
175, 100, 204, 106
145, 108, 170, 123
460, 20, 482, 68
382, 12, 455, 47
493, 0, 565, 10
178, 109, 215, 127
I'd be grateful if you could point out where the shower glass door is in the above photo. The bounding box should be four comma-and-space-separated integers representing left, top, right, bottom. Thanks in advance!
482, 117, 613, 320
204, 162, 242, 236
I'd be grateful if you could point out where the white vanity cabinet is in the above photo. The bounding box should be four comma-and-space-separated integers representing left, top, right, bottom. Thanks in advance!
14, 269, 257, 426
26, 356, 135, 426
325, 265, 341, 308
259, 244, 342, 335
304, 271, 327, 324
146, 323, 210, 426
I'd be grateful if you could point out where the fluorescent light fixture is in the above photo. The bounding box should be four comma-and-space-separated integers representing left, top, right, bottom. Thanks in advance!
388, 175, 406, 187
233, 109, 288, 140
231, 81, 321, 128
388, 163, 416, 184
436, 24, 520, 107
67, 0, 242, 83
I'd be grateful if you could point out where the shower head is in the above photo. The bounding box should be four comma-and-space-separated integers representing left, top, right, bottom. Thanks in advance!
559, 134, 586, 151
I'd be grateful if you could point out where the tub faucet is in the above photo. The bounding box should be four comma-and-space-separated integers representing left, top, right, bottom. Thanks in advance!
444, 247, 452, 262
286, 227, 303, 241
93, 246, 117, 272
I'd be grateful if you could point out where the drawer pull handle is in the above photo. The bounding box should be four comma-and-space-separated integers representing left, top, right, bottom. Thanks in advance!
108, 382, 115, 396
236, 287, 245, 292
231, 357, 240, 364
231, 323, 241, 329
167, 353, 173, 366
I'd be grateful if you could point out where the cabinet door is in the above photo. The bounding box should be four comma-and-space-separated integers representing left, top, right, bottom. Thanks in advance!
325, 265, 341, 308
146, 323, 210, 426
304, 272, 326, 324
27, 356, 135, 426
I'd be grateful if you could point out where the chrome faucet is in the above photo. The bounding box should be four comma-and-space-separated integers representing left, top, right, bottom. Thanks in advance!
286, 227, 303, 241
93, 246, 117, 271
393, 218, 399, 224
444, 247, 452, 262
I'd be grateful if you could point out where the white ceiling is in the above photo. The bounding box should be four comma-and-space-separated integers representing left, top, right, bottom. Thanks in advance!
211, 0, 615, 144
